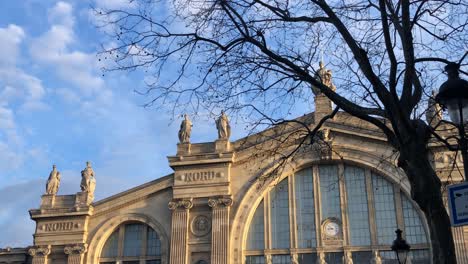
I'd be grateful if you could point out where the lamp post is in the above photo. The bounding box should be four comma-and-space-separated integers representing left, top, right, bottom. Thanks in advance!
391, 229, 411, 264
435, 62, 468, 181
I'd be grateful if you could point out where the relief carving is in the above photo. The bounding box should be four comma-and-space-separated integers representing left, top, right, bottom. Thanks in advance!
168, 199, 193, 210
191, 215, 211, 237
64, 243, 87, 255
28, 245, 51, 257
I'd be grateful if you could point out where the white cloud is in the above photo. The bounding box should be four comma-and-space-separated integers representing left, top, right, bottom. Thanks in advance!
0, 24, 25, 67
30, 1, 109, 100
93, 0, 136, 9
48, 1, 75, 27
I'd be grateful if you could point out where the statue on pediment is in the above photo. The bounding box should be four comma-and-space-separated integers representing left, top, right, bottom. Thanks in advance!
216, 111, 231, 140
426, 90, 443, 126
178, 114, 192, 143
80, 161, 95, 195
46, 165, 61, 195
313, 61, 336, 95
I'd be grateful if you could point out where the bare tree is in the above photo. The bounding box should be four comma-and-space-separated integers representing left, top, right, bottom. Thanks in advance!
95, 0, 468, 263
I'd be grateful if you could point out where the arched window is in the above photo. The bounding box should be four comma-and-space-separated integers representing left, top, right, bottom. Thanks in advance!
244, 164, 430, 264
100, 222, 162, 264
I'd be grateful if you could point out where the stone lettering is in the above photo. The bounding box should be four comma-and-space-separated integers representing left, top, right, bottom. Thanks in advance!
179, 171, 223, 182
44, 222, 74, 232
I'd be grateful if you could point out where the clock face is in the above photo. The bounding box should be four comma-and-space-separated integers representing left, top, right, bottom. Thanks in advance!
324, 222, 340, 237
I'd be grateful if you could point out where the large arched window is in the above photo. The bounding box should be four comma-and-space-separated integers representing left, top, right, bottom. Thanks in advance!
244, 164, 430, 264
100, 222, 162, 264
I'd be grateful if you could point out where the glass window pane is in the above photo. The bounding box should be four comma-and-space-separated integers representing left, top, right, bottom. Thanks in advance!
101, 229, 119, 258
295, 168, 316, 248
123, 262, 140, 264
245, 256, 265, 264
146, 261, 161, 264
147, 227, 161, 256
270, 178, 290, 249
345, 166, 371, 246
401, 194, 428, 244
352, 251, 372, 263
319, 165, 341, 220
380, 251, 399, 264
272, 255, 289, 264
372, 174, 397, 245
298, 253, 317, 264
246, 200, 265, 250
410, 249, 430, 264
325, 252, 344, 264
123, 223, 144, 256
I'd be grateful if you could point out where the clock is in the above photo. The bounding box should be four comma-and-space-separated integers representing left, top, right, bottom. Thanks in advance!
324, 221, 340, 237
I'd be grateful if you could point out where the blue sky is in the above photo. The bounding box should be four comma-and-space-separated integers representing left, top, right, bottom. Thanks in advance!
0, 0, 232, 247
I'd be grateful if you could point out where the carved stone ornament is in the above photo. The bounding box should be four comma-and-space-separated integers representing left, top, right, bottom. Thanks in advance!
316, 252, 326, 264
344, 251, 353, 264
208, 197, 233, 208
291, 253, 299, 264
265, 255, 272, 264
168, 199, 193, 210
191, 215, 211, 237
45, 164, 61, 195
371, 251, 382, 264
64, 244, 87, 255
28, 245, 51, 257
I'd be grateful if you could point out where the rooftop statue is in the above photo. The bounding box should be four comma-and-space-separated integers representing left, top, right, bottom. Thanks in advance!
80, 161, 95, 194
178, 114, 192, 143
216, 111, 231, 140
313, 61, 336, 95
45, 165, 61, 195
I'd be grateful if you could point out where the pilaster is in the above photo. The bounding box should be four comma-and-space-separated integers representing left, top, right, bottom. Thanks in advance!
64, 243, 87, 264
208, 196, 232, 264
28, 245, 51, 264
168, 199, 193, 264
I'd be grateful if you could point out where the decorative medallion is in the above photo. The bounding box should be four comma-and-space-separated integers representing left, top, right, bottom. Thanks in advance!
191, 215, 211, 237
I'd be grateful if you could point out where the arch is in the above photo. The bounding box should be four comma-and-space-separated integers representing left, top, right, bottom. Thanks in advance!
86, 213, 169, 264
230, 149, 430, 264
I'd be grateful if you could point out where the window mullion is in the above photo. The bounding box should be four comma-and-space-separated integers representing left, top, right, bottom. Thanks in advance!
141, 225, 149, 264
365, 169, 378, 246
289, 174, 297, 249
313, 165, 322, 248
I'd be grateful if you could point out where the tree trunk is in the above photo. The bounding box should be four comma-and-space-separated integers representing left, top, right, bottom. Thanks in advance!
398, 124, 457, 264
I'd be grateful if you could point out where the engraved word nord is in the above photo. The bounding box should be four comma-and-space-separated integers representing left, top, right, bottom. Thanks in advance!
43, 222, 74, 232
179, 171, 223, 182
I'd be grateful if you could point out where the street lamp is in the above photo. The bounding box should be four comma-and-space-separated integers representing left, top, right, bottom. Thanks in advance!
391, 229, 411, 264
435, 62, 468, 181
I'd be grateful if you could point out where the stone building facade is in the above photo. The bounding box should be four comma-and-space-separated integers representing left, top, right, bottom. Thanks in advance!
1, 66, 468, 264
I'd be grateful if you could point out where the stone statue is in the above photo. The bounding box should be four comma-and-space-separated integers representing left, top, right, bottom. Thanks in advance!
316, 252, 326, 264
216, 111, 231, 140
426, 90, 443, 126
313, 61, 336, 95
343, 251, 353, 264
46, 165, 61, 195
371, 251, 382, 264
178, 114, 192, 143
291, 254, 299, 264
80, 161, 95, 194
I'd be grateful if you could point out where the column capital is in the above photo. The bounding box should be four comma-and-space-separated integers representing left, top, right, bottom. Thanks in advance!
64, 243, 87, 255
28, 245, 51, 257
208, 196, 233, 208
168, 198, 193, 210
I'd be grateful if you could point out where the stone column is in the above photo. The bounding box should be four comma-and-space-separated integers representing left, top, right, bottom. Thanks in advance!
208, 197, 232, 264
28, 245, 51, 264
168, 199, 193, 264
64, 244, 87, 264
